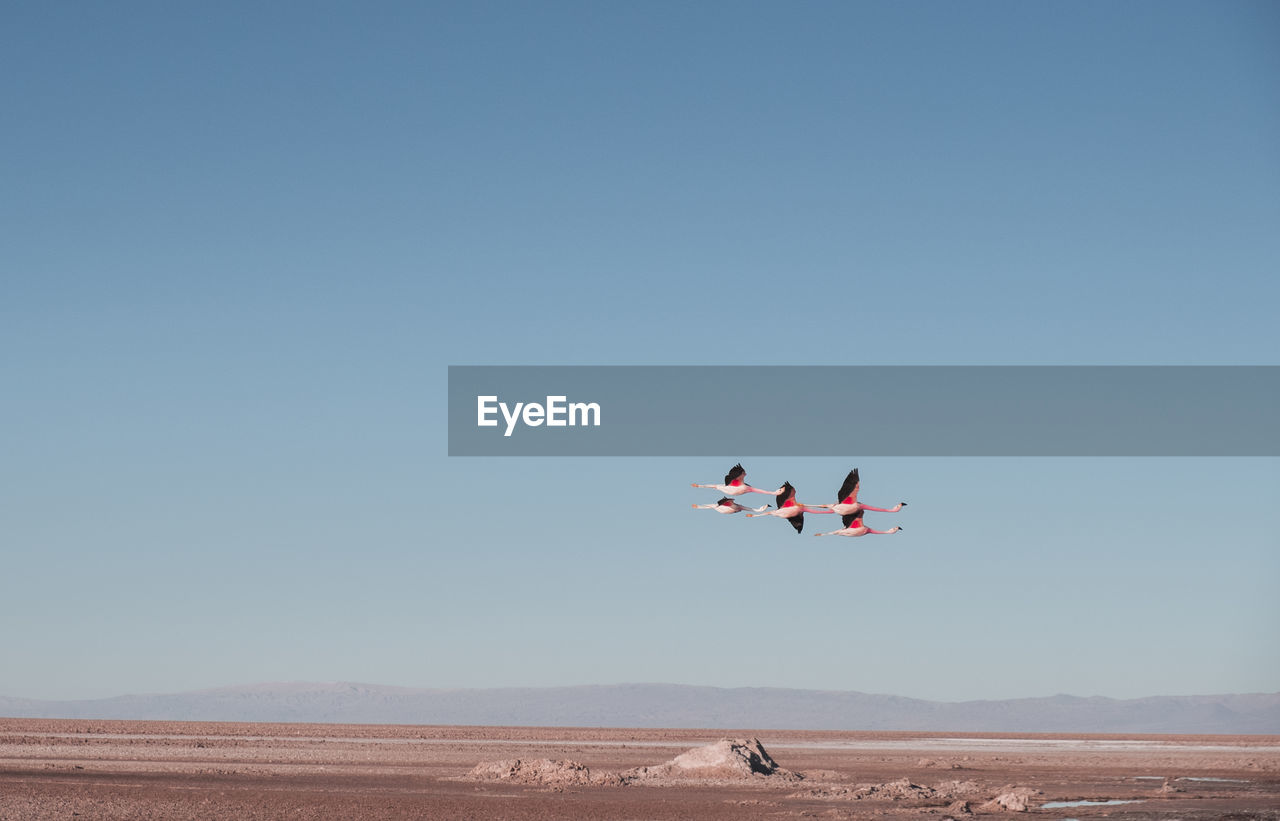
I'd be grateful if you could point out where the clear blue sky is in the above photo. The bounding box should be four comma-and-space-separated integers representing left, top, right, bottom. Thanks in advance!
3, 1, 1277, 703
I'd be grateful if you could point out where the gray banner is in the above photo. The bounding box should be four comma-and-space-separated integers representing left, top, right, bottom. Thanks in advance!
447, 366, 1278, 456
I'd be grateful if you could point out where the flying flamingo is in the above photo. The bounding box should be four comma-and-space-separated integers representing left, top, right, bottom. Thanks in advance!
814, 511, 903, 538
692, 463, 780, 497
814, 469, 906, 517
692, 497, 770, 514
745, 482, 834, 533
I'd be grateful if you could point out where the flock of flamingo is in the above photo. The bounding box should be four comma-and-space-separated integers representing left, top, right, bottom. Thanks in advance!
692, 463, 906, 536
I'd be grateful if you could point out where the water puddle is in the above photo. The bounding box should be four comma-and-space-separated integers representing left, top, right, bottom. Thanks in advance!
1042, 799, 1142, 809
1177, 777, 1250, 783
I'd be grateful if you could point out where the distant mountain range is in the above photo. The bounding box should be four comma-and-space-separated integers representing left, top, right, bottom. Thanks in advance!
2, 683, 1277, 733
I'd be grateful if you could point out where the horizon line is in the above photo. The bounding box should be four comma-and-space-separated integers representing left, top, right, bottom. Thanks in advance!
6, 680, 1277, 705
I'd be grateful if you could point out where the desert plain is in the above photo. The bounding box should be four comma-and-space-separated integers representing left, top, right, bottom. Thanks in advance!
1, 719, 1276, 820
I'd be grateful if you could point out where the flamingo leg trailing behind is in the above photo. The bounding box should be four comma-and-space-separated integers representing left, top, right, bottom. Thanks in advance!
814, 468, 907, 517
745, 481, 834, 533
814, 511, 903, 537
692, 497, 770, 514
692, 462, 781, 497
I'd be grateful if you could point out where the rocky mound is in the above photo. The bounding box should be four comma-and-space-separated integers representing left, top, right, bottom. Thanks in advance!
978, 785, 1042, 812
624, 738, 798, 782
464, 738, 798, 788
463, 758, 599, 787
462, 744, 1048, 810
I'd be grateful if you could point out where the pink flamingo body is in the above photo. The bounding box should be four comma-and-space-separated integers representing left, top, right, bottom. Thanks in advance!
745, 482, 833, 534
814, 511, 903, 538
814, 469, 907, 517
693, 497, 770, 515
692, 463, 781, 497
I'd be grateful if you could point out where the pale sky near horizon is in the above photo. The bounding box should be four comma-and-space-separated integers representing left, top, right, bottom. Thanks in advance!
3, 1, 1278, 705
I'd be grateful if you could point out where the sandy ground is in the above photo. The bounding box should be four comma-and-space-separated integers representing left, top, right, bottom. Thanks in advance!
1, 719, 1277, 819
